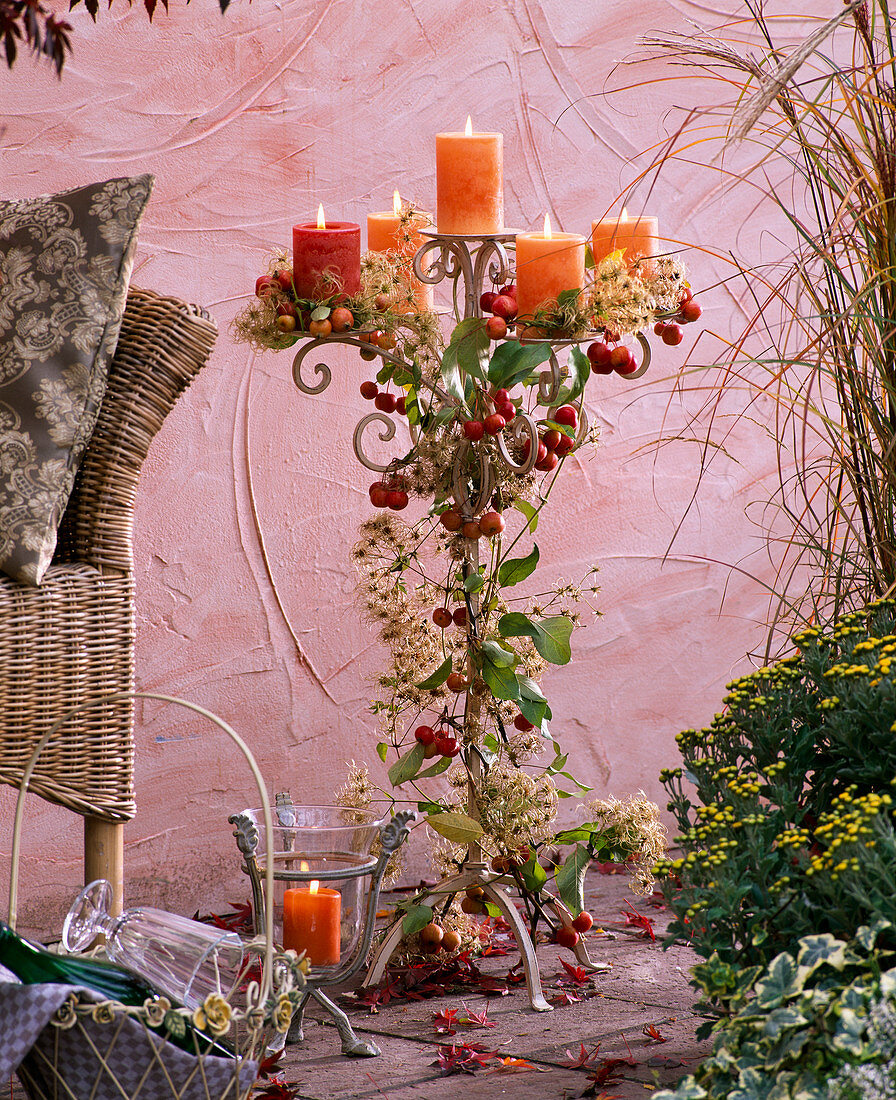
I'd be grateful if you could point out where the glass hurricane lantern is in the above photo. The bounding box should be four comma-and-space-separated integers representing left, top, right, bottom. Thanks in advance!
229, 801, 413, 1057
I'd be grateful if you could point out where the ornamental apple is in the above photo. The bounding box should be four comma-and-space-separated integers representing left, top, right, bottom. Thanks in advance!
553, 405, 578, 429
479, 511, 505, 537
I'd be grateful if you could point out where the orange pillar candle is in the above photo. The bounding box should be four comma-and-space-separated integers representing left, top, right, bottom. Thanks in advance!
436, 117, 503, 235
515, 215, 586, 328
367, 191, 434, 310
292, 204, 361, 301
282, 881, 341, 967
590, 209, 659, 265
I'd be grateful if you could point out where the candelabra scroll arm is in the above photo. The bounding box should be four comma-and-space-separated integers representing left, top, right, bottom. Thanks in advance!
292, 341, 333, 395
623, 332, 651, 380
472, 239, 515, 306
413, 238, 472, 289
353, 413, 401, 473
536, 346, 564, 406
451, 440, 496, 516
495, 413, 539, 475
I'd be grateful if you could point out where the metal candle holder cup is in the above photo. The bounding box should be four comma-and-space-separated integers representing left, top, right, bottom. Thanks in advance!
229, 803, 413, 1056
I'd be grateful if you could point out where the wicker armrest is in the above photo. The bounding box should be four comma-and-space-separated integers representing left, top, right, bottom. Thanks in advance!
55, 287, 218, 572
0, 562, 134, 820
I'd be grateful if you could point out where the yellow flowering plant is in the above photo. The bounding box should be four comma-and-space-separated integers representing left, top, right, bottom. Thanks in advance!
655, 597, 896, 1025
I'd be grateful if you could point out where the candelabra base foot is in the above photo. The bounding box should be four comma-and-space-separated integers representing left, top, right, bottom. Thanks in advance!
284, 986, 382, 1057
364, 863, 567, 1012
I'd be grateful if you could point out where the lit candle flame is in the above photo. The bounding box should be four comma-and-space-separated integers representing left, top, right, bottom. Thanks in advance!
620, 207, 629, 221
317, 203, 326, 230
543, 213, 553, 240
300, 860, 310, 872
464, 116, 473, 137
393, 190, 402, 217
309, 880, 320, 895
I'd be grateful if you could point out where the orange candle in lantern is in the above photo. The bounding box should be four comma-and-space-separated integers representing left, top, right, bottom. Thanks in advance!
590, 209, 659, 266
436, 117, 503, 235
367, 191, 434, 310
515, 214, 586, 334
282, 881, 341, 967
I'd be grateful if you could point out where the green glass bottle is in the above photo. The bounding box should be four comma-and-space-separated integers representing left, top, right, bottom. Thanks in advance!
0, 921, 235, 1059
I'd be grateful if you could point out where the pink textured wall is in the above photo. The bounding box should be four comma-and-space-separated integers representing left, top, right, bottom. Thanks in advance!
2, 0, 804, 932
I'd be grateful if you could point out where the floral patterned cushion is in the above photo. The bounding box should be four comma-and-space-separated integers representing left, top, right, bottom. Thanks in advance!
0, 174, 153, 585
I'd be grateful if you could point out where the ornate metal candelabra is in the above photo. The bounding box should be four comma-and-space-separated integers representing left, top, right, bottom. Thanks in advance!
290, 229, 648, 1011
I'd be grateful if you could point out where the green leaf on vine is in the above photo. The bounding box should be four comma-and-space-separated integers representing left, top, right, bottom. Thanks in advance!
518, 695, 548, 730
497, 612, 572, 665
417, 656, 453, 689
402, 903, 435, 935
553, 821, 605, 846
463, 572, 486, 594
519, 854, 548, 893
388, 742, 425, 787
512, 497, 539, 533
556, 844, 590, 915
376, 742, 389, 763
551, 346, 591, 407
427, 811, 483, 844
449, 317, 490, 382
439, 343, 468, 409
497, 544, 539, 587
480, 650, 521, 700
405, 394, 421, 425
480, 639, 516, 667
487, 340, 552, 390
497, 611, 535, 637
310, 304, 331, 321
417, 756, 454, 779
516, 674, 551, 731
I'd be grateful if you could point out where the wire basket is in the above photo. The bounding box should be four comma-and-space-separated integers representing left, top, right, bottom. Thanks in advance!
3, 693, 306, 1100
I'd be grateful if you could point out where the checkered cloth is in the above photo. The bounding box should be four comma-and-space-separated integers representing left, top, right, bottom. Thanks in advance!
1, 965, 257, 1100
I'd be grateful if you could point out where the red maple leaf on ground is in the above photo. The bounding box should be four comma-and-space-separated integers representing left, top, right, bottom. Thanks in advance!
643, 1023, 668, 1043
432, 1008, 458, 1035
457, 1003, 496, 1029
586, 1056, 636, 1087
621, 900, 656, 942
562, 1042, 603, 1069
432, 1042, 499, 1075
557, 957, 596, 987
550, 989, 582, 1006
484, 1056, 541, 1074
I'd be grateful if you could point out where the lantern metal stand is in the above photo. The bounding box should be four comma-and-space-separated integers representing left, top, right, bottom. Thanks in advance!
289, 229, 648, 1013
230, 802, 414, 1055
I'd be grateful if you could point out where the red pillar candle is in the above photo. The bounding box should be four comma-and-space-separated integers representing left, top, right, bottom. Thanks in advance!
282, 881, 341, 967
292, 205, 361, 301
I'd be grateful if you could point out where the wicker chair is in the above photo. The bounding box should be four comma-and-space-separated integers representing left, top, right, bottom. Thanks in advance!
0, 287, 217, 904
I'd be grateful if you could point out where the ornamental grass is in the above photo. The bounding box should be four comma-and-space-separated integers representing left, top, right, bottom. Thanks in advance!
640, 0, 896, 654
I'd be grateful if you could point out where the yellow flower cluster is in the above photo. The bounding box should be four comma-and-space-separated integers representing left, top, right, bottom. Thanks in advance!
804, 788, 893, 879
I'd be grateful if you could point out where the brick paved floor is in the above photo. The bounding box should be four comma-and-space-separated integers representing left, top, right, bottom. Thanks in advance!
6, 867, 710, 1100
274, 868, 710, 1099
